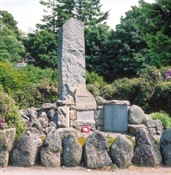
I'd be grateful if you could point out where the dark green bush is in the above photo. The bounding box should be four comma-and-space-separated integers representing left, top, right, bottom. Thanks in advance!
149, 81, 171, 114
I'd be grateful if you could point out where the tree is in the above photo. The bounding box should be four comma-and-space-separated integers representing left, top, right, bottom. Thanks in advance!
23, 30, 57, 69
0, 22, 25, 62
85, 24, 113, 81
108, 6, 150, 80
0, 10, 21, 39
134, 0, 171, 67
37, 0, 109, 33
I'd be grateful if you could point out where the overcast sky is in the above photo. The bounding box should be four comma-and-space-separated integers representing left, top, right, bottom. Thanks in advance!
0, 0, 155, 33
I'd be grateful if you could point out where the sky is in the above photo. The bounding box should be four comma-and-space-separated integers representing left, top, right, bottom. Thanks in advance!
0, 0, 155, 33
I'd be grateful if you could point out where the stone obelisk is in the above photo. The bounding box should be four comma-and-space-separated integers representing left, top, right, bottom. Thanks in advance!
58, 18, 86, 101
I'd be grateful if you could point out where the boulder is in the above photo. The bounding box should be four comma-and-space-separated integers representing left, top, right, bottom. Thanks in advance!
128, 124, 147, 136
27, 107, 38, 123
155, 120, 164, 135
160, 128, 171, 166
110, 135, 133, 168
95, 96, 108, 105
0, 128, 16, 167
62, 133, 82, 167
129, 105, 145, 124
10, 128, 44, 167
132, 128, 162, 167
40, 129, 62, 167
32, 114, 49, 132
47, 109, 56, 121
57, 128, 77, 138
84, 131, 112, 169
57, 106, 69, 127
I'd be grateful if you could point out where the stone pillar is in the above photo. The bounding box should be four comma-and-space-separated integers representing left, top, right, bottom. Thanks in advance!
58, 18, 86, 100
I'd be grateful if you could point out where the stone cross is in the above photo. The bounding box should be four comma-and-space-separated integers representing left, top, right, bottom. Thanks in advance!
58, 18, 86, 100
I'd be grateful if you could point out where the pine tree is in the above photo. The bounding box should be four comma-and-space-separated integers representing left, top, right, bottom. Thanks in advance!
37, 0, 109, 33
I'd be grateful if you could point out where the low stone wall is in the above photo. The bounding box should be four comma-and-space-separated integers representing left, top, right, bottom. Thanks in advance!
0, 100, 167, 169
0, 127, 163, 168
0, 125, 170, 169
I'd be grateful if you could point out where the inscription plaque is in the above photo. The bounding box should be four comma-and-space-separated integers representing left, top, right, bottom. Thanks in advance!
104, 104, 128, 132
77, 110, 94, 121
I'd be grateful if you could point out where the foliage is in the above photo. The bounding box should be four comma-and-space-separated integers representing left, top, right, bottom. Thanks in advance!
134, 0, 171, 68
23, 30, 57, 69
0, 62, 28, 93
108, 6, 149, 80
86, 71, 106, 88
85, 24, 113, 81
150, 111, 171, 129
111, 78, 139, 102
100, 84, 115, 100
86, 84, 100, 97
0, 118, 6, 129
149, 81, 171, 114
0, 62, 58, 109
0, 85, 25, 139
38, 0, 109, 33
0, 10, 21, 39
18, 65, 57, 84
0, 23, 25, 63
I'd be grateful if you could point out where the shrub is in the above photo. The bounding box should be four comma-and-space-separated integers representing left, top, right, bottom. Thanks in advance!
112, 78, 139, 101
0, 61, 28, 93
150, 111, 171, 129
87, 83, 100, 97
149, 81, 171, 114
0, 85, 25, 139
86, 71, 106, 88
100, 84, 115, 100
18, 65, 57, 84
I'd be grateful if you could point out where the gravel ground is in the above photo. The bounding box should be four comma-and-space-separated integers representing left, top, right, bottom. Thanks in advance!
0, 166, 171, 175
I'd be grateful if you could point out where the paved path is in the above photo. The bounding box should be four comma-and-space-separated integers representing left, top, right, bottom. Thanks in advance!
0, 166, 171, 175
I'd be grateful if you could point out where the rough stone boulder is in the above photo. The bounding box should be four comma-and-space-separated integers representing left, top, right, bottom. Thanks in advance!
27, 107, 38, 123
155, 120, 164, 135
10, 128, 44, 167
40, 129, 62, 167
128, 124, 147, 136
110, 135, 133, 168
32, 113, 49, 132
57, 106, 69, 128
160, 128, 171, 166
132, 128, 162, 167
62, 133, 82, 167
129, 105, 145, 124
47, 109, 57, 123
0, 128, 16, 167
84, 131, 112, 169
57, 128, 77, 138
